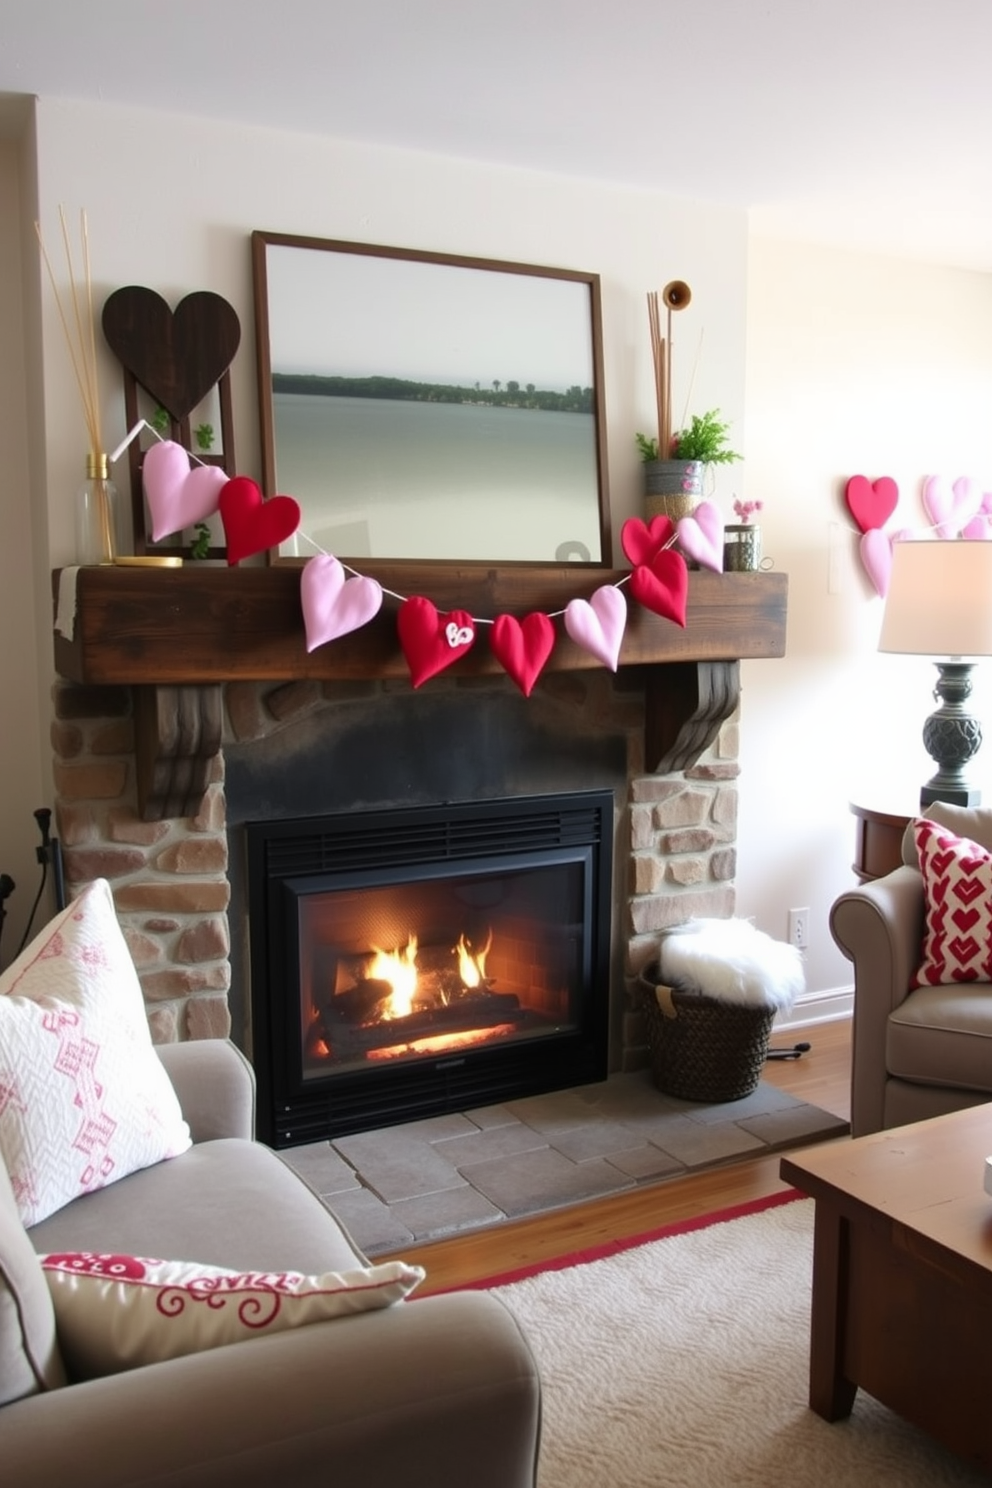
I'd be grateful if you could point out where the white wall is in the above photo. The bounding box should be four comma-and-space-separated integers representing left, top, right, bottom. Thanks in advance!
0, 129, 47, 961
738, 236, 992, 998
6, 96, 992, 1005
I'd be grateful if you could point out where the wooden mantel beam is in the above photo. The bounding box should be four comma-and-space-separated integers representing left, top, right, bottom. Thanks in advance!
53, 564, 787, 685
52, 564, 787, 820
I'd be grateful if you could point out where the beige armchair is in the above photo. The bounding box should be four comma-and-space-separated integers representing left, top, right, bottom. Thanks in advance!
830, 800, 992, 1137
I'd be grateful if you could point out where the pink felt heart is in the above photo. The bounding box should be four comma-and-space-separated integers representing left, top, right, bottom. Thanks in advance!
219, 477, 301, 565
620, 515, 676, 568
859, 528, 892, 598
922, 475, 983, 538
564, 585, 627, 671
962, 513, 992, 540
300, 555, 383, 652
676, 500, 724, 572
142, 440, 229, 542
397, 597, 475, 687
845, 475, 899, 535
490, 612, 556, 697
628, 550, 688, 628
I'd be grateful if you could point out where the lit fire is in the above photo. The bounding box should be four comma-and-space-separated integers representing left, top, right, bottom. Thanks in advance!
367, 1025, 516, 1061
456, 929, 492, 989
369, 935, 419, 1019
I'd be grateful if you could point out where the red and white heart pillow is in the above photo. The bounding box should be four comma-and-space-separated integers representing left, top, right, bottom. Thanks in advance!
913, 818, 992, 985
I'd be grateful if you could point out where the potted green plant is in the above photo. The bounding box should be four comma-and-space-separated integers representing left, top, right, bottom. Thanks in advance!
637, 409, 742, 522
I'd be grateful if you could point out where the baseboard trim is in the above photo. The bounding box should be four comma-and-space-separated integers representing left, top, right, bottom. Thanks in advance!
773, 984, 853, 1032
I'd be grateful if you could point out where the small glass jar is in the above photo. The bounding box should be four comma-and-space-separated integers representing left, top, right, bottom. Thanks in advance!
75, 452, 121, 565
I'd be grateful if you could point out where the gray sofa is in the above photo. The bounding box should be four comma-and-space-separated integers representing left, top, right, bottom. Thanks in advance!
0, 1038, 542, 1488
830, 800, 992, 1137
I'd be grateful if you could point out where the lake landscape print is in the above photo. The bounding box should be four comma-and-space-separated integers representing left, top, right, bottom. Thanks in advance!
255, 237, 607, 562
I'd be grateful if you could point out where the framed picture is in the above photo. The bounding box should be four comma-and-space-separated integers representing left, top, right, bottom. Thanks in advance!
251, 232, 610, 564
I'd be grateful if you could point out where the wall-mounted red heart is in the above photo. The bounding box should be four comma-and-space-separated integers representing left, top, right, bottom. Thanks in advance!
219, 477, 301, 565
102, 286, 241, 421
845, 475, 898, 534
398, 596, 476, 687
490, 612, 555, 696
628, 550, 688, 627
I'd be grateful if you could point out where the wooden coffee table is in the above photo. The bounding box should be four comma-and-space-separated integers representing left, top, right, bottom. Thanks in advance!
780, 1104, 992, 1473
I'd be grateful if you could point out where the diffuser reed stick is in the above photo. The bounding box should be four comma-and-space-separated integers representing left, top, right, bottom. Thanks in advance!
36, 208, 117, 561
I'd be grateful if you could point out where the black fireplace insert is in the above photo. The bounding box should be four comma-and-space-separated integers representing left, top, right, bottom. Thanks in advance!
245, 791, 614, 1146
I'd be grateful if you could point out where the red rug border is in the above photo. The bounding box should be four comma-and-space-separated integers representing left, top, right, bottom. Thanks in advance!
433, 1187, 807, 1294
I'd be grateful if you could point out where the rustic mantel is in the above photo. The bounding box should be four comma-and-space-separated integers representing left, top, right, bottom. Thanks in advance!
52, 563, 788, 819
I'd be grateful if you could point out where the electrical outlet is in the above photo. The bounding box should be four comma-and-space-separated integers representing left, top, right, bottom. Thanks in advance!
788, 908, 809, 951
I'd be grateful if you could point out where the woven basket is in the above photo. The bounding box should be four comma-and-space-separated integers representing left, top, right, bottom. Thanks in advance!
636, 964, 775, 1102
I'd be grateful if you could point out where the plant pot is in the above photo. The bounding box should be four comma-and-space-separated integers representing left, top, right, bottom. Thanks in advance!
723, 523, 761, 572
643, 460, 703, 523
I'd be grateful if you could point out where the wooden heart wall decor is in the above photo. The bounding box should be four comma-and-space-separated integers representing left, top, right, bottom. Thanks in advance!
102, 286, 242, 421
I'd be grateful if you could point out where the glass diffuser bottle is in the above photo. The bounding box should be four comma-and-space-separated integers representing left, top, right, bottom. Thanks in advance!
75, 452, 120, 565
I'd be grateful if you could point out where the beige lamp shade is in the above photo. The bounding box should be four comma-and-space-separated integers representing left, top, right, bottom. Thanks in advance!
878, 540, 992, 658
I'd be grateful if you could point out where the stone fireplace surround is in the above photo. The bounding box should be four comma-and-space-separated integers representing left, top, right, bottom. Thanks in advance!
48, 562, 787, 1078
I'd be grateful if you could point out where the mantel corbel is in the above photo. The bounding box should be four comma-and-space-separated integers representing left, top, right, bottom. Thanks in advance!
133, 684, 223, 822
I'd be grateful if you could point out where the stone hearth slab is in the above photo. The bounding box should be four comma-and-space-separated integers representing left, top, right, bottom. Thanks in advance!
457, 1146, 634, 1218
280, 1070, 850, 1258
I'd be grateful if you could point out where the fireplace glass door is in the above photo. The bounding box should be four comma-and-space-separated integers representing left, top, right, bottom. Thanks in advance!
246, 792, 613, 1145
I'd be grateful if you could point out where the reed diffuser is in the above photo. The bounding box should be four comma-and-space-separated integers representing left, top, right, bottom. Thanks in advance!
36, 208, 121, 564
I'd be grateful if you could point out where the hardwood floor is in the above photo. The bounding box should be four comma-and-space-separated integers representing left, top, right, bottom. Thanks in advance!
387, 1017, 852, 1294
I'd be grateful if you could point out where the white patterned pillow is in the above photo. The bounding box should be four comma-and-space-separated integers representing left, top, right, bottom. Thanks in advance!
41, 1251, 425, 1377
0, 879, 191, 1227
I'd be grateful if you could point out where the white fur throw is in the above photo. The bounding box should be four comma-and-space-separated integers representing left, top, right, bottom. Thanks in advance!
658, 918, 804, 1012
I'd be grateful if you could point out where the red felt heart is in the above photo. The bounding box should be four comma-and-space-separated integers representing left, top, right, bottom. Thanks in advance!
102, 287, 241, 420
620, 515, 676, 567
397, 597, 476, 687
490, 612, 556, 697
628, 550, 689, 628
845, 475, 899, 534
219, 477, 301, 565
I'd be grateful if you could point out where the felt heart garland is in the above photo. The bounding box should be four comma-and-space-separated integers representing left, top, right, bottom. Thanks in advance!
300, 555, 383, 652
219, 477, 301, 565
397, 597, 476, 687
564, 585, 627, 671
142, 440, 229, 542
490, 612, 556, 696
620, 514, 676, 567
628, 549, 689, 628
676, 500, 724, 572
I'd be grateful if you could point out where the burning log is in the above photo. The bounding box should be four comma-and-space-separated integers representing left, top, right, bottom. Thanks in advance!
317, 990, 524, 1062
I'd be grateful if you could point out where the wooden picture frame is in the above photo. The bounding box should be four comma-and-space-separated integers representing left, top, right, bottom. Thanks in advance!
251, 232, 611, 565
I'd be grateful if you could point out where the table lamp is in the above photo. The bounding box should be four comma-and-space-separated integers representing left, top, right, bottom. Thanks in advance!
878, 539, 992, 808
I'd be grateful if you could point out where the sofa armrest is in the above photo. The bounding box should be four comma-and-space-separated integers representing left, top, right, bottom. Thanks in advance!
0, 1292, 541, 1488
155, 1040, 256, 1143
830, 864, 926, 1136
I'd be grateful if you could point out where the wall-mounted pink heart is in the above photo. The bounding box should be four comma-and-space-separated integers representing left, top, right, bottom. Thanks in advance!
962, 493, 992, 540
142, 440, 229, 542
859, 528, 892, 598
564, 585, 627, 671
620, 514, 676, 567
845, 475, 899, 534
397, 596, 476, 687
628, 550, 688, 628
300, 555, 383, 652
676, 500, 724, 572
922, 474, 982, 538
490, 612, 556, 696
219, 477, 301, 565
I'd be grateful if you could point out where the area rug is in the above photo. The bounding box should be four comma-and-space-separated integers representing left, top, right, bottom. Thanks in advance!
459, 1193, 988, 1488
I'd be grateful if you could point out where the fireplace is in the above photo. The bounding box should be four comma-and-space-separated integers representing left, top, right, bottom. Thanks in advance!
246, 791, 613, 1146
